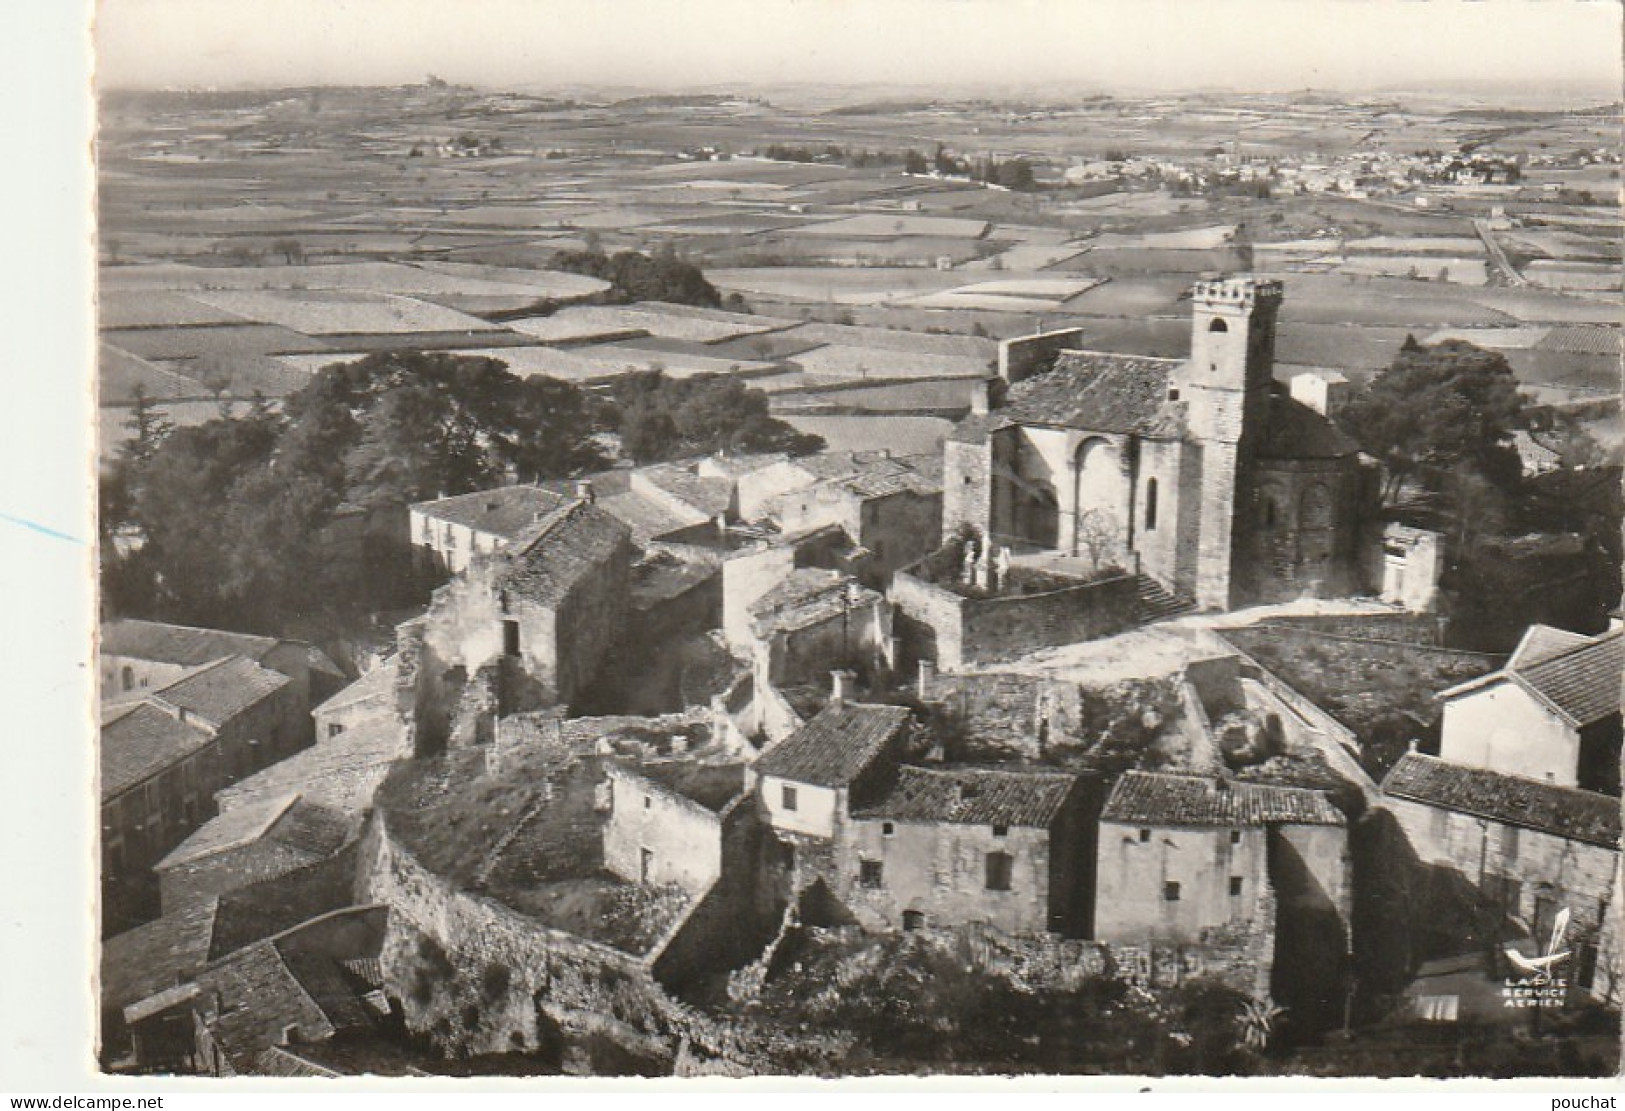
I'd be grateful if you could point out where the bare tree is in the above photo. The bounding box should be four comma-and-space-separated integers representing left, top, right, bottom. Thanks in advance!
1075, 509, 1119, 575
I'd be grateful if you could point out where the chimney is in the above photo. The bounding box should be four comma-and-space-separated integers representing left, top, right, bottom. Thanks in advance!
970, 378, 992, 416
1407, 739, 1418, 754
830, 669, 855, 708
917, 659, 936, 699
574, 479, 595, 503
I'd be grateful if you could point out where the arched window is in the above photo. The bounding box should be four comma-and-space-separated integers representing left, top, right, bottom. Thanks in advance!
1144, 478, 1159, 531
1208, 318, 1229, 333
1260, 495, 1280, 529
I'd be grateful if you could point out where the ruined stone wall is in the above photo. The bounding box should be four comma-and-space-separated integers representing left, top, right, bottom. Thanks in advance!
1239, 457, 1364, 604
998, 328, 1085, 385
891, 570, 1139, 671
358, 814, 677, 1061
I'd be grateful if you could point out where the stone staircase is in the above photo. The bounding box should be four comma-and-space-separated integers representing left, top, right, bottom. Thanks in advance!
1135, 575, 1196, 625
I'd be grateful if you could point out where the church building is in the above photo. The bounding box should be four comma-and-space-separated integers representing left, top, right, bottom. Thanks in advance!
942, 276, 1368, 611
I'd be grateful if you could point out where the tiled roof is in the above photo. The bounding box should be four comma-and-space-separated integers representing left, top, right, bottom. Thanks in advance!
596, 490, 704, 546
853, 766, 1080, 828
748, 569, 881, 638
199, 943, 334, 1072
635, 463, 735, 518
502, 501, 630, 607
1382, 753, 1621, 850
101, 898, 221, 1013
153, 655, 292, 728
1509, 625, 1592, 669
410, 484, 574, 541
217, 715, 409, 815
1515, 628, 1622, 728
101, 619, 279, 668
618, 760, 747, 813
1102, 771, 1345, 828
1256, 387, 1359, 460
157, 794, 353, 871
754, 701, 910, 788
209, 846, 360, 960
1442, 626, 1623, 729
313, 660, 398, 716
102, 702, 216, 801
952, 351, 1184, 442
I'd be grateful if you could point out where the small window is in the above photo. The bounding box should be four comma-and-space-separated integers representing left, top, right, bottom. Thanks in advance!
644, 795, 652, 810
1164, 881, 1181, 902
882, 821, 894, 836
985, 851, 1013, 891
781, 785, 798, 811
328, 722, 345, 739
860, 859, 884, 889
121, 666, 134, 692
992, 824, 1008, 838
1230, 830, 1242, 845
1144, 478, 1159, 532
902, 909, 925, 931
1139, 829, 1151, 843
1167, 387, 1181, 402
1229, 876, 1244, 897
1500, 824, 1520, 863
502, 619, 521, 657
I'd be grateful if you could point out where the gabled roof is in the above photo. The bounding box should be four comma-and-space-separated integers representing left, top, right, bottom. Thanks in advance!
312, 660, 398, 717
152, 655, 292, 729
1102, 771, 1344, 828
754, 700, 909, 788
217, 714, 409, 815
595, 489, 706, 546
748, 569, 881, 638
1440, 626, 1622, 730
102, 702, 216, 802
409, 484, 573, 541
101, 618, 280, 668
501, 500, 630, 607
156, 794, 353, 872
101, 898, 221, 1014
634, 462, 735, 518
1382, 753, 1621, 850
614, 760, 747, 813
952, 351, 1184, 443
853, 765, 1080, 828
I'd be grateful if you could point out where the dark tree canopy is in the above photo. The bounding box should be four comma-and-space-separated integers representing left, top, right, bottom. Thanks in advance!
1337, 338, 1527, 503
549, 245, 722, 308
105, 352, 609, 635
606, 371, 824, 463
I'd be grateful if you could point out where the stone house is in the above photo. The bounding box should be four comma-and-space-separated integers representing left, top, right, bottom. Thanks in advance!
153, 793, 355, 915
410, 483, 596, 577
754, 682, 912, 843
943, 277, 1370, 611
1380, 752, 1621, 997
312, 659, 399, 742
100, 617, 338, 714
764, 455, 944, 584
602, 761, 749, 896
1094, 771, 1348, 944
416, 493, 632, 726
838, 766, 1094, 937
1437, 625, 1622, 795
746, 568, 892, 692
721, 525, 857, 655
101, 655, 309, 903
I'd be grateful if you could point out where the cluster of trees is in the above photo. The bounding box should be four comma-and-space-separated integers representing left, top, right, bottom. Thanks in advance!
606, 370, 823, 464
902, 145, 1038, 190
102, 352, 822, 640
1336, 336, 1620, 647
548, 244, 724, 308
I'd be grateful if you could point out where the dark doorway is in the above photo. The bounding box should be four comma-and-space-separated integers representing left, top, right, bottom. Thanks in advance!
503, 619, 521, 657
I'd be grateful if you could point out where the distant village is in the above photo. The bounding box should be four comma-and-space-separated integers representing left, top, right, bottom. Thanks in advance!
98, 276, 1623, 1076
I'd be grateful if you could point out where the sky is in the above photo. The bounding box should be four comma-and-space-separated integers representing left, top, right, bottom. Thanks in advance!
95, 0, 1622, 96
